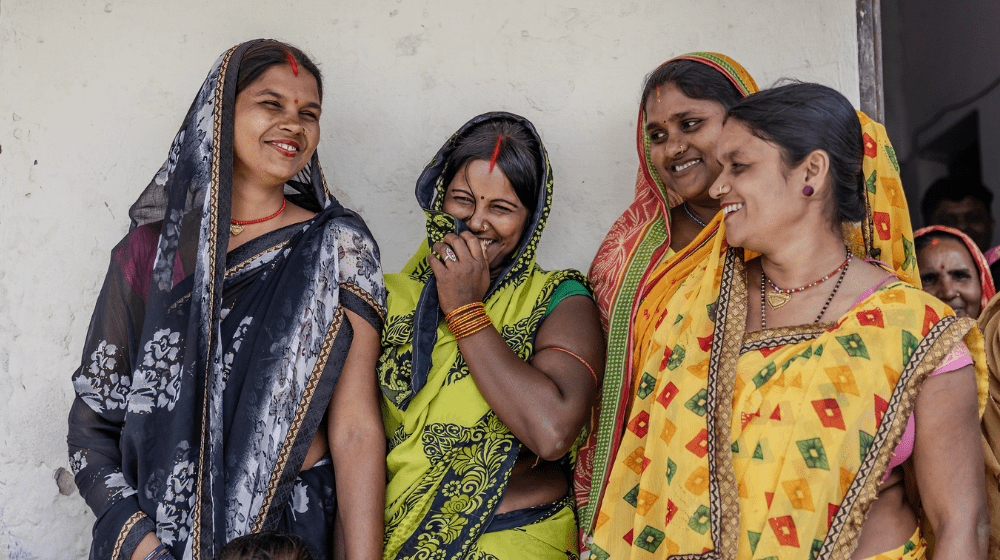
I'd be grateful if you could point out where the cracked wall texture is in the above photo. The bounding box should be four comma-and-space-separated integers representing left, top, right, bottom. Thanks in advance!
0, 0, 858, 557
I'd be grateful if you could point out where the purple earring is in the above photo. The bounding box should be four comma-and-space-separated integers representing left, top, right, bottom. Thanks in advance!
802, 185, 814, 197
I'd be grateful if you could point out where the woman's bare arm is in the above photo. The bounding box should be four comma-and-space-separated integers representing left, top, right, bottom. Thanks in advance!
912, 364, 990, 560
428, 231, 604, 461
328, 309, 385, 560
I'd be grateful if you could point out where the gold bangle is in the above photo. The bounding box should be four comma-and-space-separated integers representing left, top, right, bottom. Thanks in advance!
445, 302, 483, 323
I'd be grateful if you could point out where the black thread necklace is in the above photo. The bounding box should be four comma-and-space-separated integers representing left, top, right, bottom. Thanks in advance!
682, 201, 708, 228
760, 253, 852, 329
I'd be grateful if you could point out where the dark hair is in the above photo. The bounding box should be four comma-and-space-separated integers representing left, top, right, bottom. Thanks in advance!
726, 82, 867, 223
914, 229, 970, 255
442, 119, 542, 214
920, 177, 994, 224
214, 532, 314, 560
640, 59, 744, 111
237, 40, 323, 102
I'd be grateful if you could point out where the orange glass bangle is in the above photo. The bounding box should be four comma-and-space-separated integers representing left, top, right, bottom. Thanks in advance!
449, 313, 490, 332
453, 320, 492, 339
445, 302, 483, 323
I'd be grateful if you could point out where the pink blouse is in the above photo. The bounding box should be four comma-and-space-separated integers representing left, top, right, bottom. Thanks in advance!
853, 272, 973, 480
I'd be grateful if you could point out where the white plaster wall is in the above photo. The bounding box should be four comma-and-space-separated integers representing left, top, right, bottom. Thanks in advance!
0, 1, 859, 557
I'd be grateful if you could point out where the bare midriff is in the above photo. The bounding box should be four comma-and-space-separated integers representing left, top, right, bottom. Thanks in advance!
496, 454, 569, 514
851, 468, 919, 559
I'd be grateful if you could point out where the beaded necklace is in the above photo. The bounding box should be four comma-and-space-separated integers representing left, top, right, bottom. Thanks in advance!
760, 250, 852, 329
682, 201, 708, 228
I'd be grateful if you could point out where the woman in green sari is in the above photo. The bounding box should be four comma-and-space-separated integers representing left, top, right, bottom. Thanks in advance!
378, 112, 605, 559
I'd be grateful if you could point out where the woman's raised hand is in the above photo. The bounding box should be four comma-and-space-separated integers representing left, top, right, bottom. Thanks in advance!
427, 231, 491, 314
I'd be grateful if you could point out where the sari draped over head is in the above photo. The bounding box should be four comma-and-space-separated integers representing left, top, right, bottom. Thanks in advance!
588, 114, 988, 560
67, 40, 386, 560
576, 53, 759, 544
378, 112, 587, 559
913, 225, 996, 310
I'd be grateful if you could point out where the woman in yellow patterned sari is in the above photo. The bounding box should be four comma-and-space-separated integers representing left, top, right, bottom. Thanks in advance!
578, 54, 758, 548
590, 83, 990, 559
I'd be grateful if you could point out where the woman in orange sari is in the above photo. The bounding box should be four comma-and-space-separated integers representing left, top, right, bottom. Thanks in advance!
577, 53, 758, 549
590, 83, 990, 559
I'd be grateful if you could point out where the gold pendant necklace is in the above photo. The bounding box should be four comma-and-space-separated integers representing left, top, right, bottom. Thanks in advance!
766, 291, 792, 308
230, 223, 245, 236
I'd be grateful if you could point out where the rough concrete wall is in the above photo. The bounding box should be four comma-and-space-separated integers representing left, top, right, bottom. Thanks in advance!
0, 0, 859, 557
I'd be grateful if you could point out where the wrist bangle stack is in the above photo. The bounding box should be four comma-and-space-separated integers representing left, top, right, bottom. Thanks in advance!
445, 302, 492, 339
143, 544, 176, 560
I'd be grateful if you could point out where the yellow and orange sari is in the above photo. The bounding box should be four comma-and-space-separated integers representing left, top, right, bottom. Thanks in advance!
589, 116, 988, 560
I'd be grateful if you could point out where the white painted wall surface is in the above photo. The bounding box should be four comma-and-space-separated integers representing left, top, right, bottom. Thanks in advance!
0, 1, 859, 557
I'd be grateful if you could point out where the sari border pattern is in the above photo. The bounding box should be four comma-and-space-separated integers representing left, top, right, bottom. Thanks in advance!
341, 281, 387, 321
825, 315, 967, 560
113, 511, 149, 560
252, 306, 345, 532
740, 323, 835, 354
709, 249, 747, 557
191, 40, 237, 559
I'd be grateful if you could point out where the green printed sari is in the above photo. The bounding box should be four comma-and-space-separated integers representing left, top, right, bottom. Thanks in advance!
378, 112, 585, 559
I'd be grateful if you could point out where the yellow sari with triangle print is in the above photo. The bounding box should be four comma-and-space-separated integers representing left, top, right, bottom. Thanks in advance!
589, 116, 988, 560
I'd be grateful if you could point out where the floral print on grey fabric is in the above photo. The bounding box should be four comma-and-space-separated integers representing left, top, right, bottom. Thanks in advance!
70, 450, 88, 476
104, 472, 138, 500
334, 224, 387, 308
290, 482, 310, 520
148, 441, 196, 547
74, 339, 131, 413
222, 317, 253, 388
128, 328, 184, 413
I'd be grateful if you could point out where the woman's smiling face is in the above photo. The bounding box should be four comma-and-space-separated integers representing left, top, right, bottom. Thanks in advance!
713, 119, 798, 251
644, 82, 728, 206
442, 159, 529, 278
918, 237, 983, 318
232, 63, 321, 190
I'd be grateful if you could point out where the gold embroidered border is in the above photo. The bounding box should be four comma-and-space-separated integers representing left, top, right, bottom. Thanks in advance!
192, 42, 238, 560
225, 240, 290, 278
113, 511, 148, 560
252, 306, 345, 532
741, 323, 834, 353
340, 281, 386, 321
711, 250, 747, 557
824, 316, 970, 560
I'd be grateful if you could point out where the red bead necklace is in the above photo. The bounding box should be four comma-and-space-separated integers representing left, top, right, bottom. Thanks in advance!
230, 198, 287, 236
764, 250, 852, 308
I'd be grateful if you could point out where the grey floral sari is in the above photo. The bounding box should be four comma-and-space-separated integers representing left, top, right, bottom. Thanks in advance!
67, 40, 386, 560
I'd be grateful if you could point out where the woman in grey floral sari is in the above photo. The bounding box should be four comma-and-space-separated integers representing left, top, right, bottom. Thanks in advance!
67, 40, 387, 560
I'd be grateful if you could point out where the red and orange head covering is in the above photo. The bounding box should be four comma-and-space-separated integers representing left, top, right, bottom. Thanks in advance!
914, 224, 996, 311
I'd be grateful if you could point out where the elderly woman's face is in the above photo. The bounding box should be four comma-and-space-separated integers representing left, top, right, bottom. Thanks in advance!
442, 159, 529, 278
232, 64, 321, 191
918, 237, 983, 318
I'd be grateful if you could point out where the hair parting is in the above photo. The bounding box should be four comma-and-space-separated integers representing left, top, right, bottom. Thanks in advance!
284, 50, 299, 76
489, 134, 504, 172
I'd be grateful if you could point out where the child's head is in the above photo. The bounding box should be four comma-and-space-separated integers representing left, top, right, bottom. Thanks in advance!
214, 532, 315, 560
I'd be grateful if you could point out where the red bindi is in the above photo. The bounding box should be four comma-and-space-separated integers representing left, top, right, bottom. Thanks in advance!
480, 196, 485, 200
294, 99, 299, 104
284, 50, 299, 76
